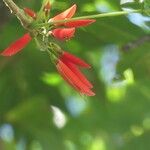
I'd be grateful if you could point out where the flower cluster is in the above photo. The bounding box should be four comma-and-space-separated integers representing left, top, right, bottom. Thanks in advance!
57, 51, 95, 96
1, 1, 96, 96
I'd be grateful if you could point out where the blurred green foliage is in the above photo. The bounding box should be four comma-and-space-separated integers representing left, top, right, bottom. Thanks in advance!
0, 0, 150, 150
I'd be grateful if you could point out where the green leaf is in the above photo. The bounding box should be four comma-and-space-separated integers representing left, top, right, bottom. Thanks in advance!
41, 72, 62, 86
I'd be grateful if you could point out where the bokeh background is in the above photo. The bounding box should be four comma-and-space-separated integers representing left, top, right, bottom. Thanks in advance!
0, 0, 150, 150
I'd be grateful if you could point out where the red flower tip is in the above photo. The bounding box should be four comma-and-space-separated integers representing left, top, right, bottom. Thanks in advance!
56, 59, 95, 96
43, 1, 51, 16
51, 4, 77, 22
51, 28, 75, 40
63, 60, 93, 88
24, 8, 37, 19
1, 33, 32, 56
44, 2, 51, 11
56, 51, 95, 96
61, 51, 91, 68
65, 19, 96, 28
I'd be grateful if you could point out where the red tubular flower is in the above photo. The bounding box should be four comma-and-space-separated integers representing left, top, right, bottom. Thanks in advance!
56, 51, 95, 96
63, 60, 93, 88
50, 4, 95, 27
24, 8, 37, 19
43, 2, 51, 12
1, 33, 32, 56
1, 2, 96, 96
61, 51, 91, 68
49, 4, 96, 41
51, 4, 77, 22
43, 1, 51, 16
65, 19, 96, 28
51, 28, 75, 40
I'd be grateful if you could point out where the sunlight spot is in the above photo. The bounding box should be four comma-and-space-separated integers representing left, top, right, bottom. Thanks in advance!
124, 8, 150, 31
100, 45, 120, 85
106, 82, 126, 102
95, 0, 116, 12
42, 72, 61, 86
65, 97, 88, 117
82, 3, 96, 12
130, 125, 144, 137
89, 137, 106, 150
0, 124, 14, 142
140, 0, 144, 2
124, 68, 134, 85
100, 46, 135, 102
120, 0, 134, 5
100, 45, 128, 102
51, 106, 67, 129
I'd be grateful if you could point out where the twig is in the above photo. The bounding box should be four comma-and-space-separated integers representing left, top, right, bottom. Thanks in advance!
122, 35, 150, 51
3, 0, 32, 28
37, 9, 142, 27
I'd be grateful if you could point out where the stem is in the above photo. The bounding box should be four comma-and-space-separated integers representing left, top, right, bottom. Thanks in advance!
62, 9, 142, 21
3, 0, 32, 28
37, 9, 142, 27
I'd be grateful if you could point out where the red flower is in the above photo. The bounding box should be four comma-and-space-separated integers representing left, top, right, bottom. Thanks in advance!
51, 4, 77, 22
50, 28, 75, 40
1, 33, 32, 56
50, 4, 96, 40
65, 20, 96, 28
43, 2, 51, 16
22, 4, 95, 41
61, 51, 91, 68
0, 7, 35, 57
24, 8, 37, 19
1, 2, 96, 96
43, 2, 51, 12
56, 51, 95, 96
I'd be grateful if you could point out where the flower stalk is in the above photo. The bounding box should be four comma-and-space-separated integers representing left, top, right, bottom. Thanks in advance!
3, 0, 143, 28
3, 0, 32, 28
37, 9, 142, 27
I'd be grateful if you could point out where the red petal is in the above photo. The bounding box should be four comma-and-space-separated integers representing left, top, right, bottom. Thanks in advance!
62, 60, 93, 88
24, 8, 37, 19
57, 63, 80, 92
51, 4, 77, 21
65, 19, 96, 28
57, 60, 95, 96
44, 2, 51, 11
1, 33, 32, 56
61, 51, 91, 68
51, 28, 75, 40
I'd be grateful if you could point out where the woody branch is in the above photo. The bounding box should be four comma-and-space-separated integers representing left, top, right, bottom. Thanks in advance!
3, 0, 32, 28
